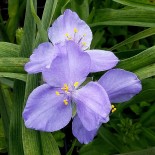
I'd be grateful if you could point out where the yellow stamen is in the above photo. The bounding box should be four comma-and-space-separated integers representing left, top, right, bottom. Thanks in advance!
61, 84, 69, 92
65, 33, 69, 37
74, 28, 78, 33
63, 99, 68, 105
111, 105, 115, 108
83, 33, 86, 37
111, 105, 116, 113
55, 91, 60, 96
74, 82, 79, 87
112, 108, 116, 113
65, 33, 72, 40
82, 42, 86, 46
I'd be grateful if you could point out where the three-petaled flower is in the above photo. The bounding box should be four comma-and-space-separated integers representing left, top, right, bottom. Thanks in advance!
23, 41, 111, 138
23, 9, 142, 144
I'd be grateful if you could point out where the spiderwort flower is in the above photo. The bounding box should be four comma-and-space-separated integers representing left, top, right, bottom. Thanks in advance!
25, 9, 119, 74
23, 41, 111, 134
48, 9, 119, 72
72, 69, 142, 144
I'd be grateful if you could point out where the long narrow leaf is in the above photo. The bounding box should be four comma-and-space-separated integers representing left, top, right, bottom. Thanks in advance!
9, 0, 37, 154
0, 85, 11, 144
0, 42, 20, 57
0, 72, 26, 81
110, 27, 155, 50
117, 45, 155, 71
90, 8, 155, 27
30, 0, 48, 43
40, 132, 61, 155
134, 63, 155, 80
113, 0, 155, 11
115, 147, 155, 155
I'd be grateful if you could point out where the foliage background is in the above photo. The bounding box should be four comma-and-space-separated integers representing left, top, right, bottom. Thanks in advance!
0, 0, 155, 154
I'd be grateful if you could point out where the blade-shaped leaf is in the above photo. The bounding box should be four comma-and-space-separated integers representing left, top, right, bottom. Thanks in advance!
110, 27, 155, 50
90, 8, 155, 27
117, 45, 155, 71
113, 0, 155, 11
0, 72, 26, 81
0, 42, 20, 57
134, 63, 155, 80
115, 147, 155, 155
30, 0, 48, 43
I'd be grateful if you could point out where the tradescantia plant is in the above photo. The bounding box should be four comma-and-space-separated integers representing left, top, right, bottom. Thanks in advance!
0, 0, 155, 155
23, 10, 141, 144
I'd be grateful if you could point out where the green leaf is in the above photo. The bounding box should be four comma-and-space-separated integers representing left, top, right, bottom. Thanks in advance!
0, 78, 14, 88
0, 119, 7, 153
142, 127, 155, 142
90, 8, 155, 27
0, 57, 27, 73
0, 57, 28, 67
99, 127, 122, 152
53, 131, 65, 147
115, 147, 155, 155
0, 85, 11, 145
91, 30, 105, 49
117, 45, 155, 71
40, 132, 61, 155
9, 0, 37, 154
0, 42, 20, 57
71, 0, 89, 21
41, 0, 58, 29
9, 81, 25, 155
7, 0, 19, 42
140, 104, 155, 125
113, 0, 155, 11
0, 72, 26, 81
35, 0, 58, 46
30, 0, 48, 43
134, 63, 155, 80
79, 137, 114, 155
110, 27, 155, 50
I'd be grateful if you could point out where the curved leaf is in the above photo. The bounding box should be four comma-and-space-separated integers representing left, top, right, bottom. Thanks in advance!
90, 9, 155, 27
110, 27, 155, 50
113, 0, 155, 11
117, 46, 155, 71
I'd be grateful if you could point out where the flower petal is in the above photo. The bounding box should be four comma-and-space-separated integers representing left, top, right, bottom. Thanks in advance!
98, 69, 142, 103
72, 115, 98, 144
48, 9, 92, 50
23, 84, 72, 132
86, 50, 119, 72
73, 82, 111, 131
43, 41, 91, 87
25, 42, 57, 74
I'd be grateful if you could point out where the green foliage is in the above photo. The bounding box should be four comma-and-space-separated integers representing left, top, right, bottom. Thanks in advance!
0, 0, 155, 154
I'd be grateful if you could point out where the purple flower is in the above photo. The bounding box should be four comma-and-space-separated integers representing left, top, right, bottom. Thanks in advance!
25, 9, 119, 74
23, 41, 111, 134
73, 69, 142, 144
48, 9, 119, 72
98, 69, 142, 103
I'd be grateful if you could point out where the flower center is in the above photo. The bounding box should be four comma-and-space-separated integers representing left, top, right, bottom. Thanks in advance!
64, 28, 87, 47
61, 83, 69, 93
55, 82, 79, 105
